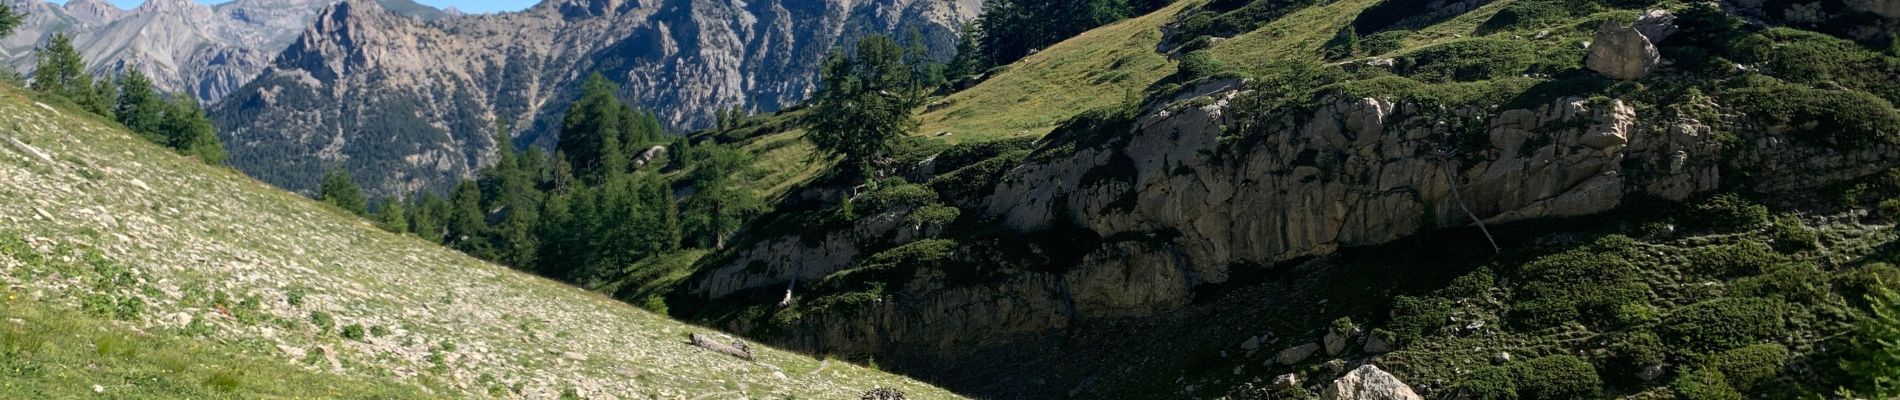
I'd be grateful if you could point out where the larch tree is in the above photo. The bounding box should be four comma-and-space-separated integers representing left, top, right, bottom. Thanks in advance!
318, 168, 369, 216
805, 35, 923, 181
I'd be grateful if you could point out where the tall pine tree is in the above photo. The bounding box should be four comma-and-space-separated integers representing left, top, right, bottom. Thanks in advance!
32, 34, 95, 107
805, 35, 924, 181
115, 70, 166, 141
318, 168, 369, 216
560, 73, 630, 183
681, 144, 762, 249
160, 94, 226, 164
448, 180, 492, 258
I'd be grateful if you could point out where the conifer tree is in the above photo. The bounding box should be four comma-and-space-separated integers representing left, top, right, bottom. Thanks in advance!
560, 73, 630, 183
318, 168, 369, 216
484, 120, 539, 269
160, 94, 226, 164
0, 3, 22, 38
115, 70, 166, 140
375, 197, 409, 234
32, 34, 92, 103
806, 35, 923, 181
448, 180, 491, 258
946, 22, 988, 82
682, 144, 762, 249
409, 193, 449, 243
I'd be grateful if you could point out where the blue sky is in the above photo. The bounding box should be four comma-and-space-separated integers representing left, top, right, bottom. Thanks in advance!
56, 0, 538, 14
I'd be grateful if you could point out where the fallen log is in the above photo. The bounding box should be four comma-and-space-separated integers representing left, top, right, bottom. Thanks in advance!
688, 333, 755, 361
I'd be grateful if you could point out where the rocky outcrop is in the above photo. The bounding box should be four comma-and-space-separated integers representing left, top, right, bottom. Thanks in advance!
1586, 22, 1661, 80
1726, 0, 1900, 43
1322, 365, 1423, 400
690, 77, 1900, 361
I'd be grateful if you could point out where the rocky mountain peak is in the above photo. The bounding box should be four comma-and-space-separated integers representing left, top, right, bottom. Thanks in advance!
136, 0, 209, 14
547, 0, 634, 19
61, 0, 125, 25
283, 0, 416, 80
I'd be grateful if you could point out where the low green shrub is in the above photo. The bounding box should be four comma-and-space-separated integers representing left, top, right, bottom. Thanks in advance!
1397, 39, 1539, 83
1451, 366, 1519, 400
1879, 198, 1900, 221
1605, 331, 1667, 382
1704, 343, 1788, 391
1360, 30, 1410, 55
1479, 0, 1596, 33
861, 180, 939, 214
1684, 241, 1784, 278
929, 149, 1027, 201
341, 324, 366, 341
906, 204, 962, 228
1515, 355, 1603, 399
309, 311, 335, 333
1768, 215, 1819, 252
1388, 295, 1453, 344
1721, 81, 1900, 149
1685, 194, 1770, 232
1450, 355, 1603, 399
1660, 297, 1784, 353
1735, 28, 1900, 105
1509, 236, 1649, 330
1730, 262, 1829, 303
1177, 51, 1229, 82
1672, 367, 1743, 400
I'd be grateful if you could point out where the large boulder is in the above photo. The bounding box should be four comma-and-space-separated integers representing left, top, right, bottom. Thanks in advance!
1585, 22, 1662, 80
1322, 365, 1423, 400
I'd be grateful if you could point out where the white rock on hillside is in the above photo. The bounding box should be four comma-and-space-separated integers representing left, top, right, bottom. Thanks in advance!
1321, 365, 1422, 400
1586, 22, 1662, 80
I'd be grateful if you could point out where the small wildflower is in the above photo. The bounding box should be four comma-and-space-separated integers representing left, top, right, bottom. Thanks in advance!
93, 384, 104, 393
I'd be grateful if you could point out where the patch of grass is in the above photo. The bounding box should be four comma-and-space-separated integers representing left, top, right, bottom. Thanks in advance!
0, 294, 430, 398
1659, 297, 1784, 354
915, 0, 1189, 143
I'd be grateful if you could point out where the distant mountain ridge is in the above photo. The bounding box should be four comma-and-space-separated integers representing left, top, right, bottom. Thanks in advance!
0, 0, 449, 103
210, 0, 979, 197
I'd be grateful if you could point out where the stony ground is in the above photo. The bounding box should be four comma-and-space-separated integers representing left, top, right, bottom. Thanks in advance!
0, 88, 961, 399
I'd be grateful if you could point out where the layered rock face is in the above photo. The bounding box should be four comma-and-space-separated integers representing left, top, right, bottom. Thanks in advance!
1726, 0, 1900, 43
211, 0, 979, 196
689, 80, 1899, 359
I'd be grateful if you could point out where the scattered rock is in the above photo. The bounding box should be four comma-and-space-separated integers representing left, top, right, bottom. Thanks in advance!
2, 134, 56, 166
313, 345, 343, 371
1585, 22, 1662, 80
1638, 365, 1666, 382
1321, 365, 1422, 400
633, 146, 668, 168
1493, 352, 1513, 365
1276, 343, 1322, 365
1241, 335, 1262, 351
1323, 329, 1350, 356
860, 388, 907, 400
688, 332, 755, 361
1363, 332, 1394, 354
1326, 359, 1349, 375
1274, 373, 1300, 390
1634, 9, 1678, 43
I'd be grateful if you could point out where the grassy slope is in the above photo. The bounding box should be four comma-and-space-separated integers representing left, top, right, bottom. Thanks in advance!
0, 87, 959, 398
914, 0, 1192, 143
